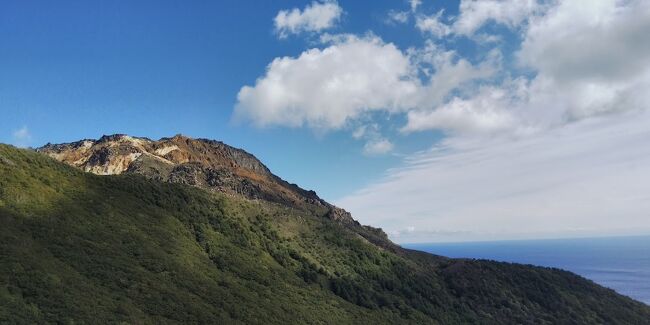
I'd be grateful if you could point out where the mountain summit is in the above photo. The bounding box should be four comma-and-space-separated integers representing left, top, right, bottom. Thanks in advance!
38, 134, 365, 227
38, 134, 323, 206
0, 138, 647, 323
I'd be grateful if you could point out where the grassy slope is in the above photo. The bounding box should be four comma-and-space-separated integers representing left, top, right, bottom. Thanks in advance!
0, 145, 648, 324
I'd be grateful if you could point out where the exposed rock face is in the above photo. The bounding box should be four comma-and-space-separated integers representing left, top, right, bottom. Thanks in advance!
38, 134, 370, 232
325, 206, 359, 226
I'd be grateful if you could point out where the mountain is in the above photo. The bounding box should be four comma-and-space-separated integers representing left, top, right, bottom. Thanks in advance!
0, 137, 647, 324
38, 134, 363, 226
37, 134, 323, 205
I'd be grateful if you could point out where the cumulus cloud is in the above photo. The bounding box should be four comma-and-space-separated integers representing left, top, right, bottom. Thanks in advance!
235, 35, 419, 130
413, 0, 542, 38
274, 0, 343, 38
410, 43, 500, 110
517, 0, 650, 121
403, 85, 518, 135
407, 0, 650, 133
519, 0, 650, 82
338, 111, 650, 243
235, 35, 496, 134
11, 126, 32, 148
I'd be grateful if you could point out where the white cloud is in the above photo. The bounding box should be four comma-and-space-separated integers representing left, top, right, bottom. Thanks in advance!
453, 0, 541, 35
517, 0, 650, 121
413, 0, 542, 38
387, 10, 409, 24
406, 0, 650, 133
235, 35, 419, 130
519, 0, 650, 82
410, 0, 422, 12
235, 33, 497, 156
363, 138, 394, 155
11, 126, 32, 148
409, 43, 500, 110
473, 33, 502, 44
416, 10, 451, 38
338, 111, 650, 243
235, 35, 495, 138
274, 0, 343, 38
403, 85, 518, 135
352, 125, 368, 139
353, 123, 394, 155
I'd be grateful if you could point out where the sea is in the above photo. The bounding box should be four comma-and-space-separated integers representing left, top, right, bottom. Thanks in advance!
403, 235, 650, 305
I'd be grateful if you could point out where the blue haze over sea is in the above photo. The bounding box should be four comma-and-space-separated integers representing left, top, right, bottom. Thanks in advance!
404, 236, 650, 305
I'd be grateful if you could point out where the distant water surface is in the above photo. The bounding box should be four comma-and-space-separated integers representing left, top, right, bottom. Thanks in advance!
404, 236, 650, 305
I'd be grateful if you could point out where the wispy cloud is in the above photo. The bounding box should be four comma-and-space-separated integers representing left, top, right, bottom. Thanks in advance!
338, 111, 650, 242
363, 138, 394, 156
11, 126, 32, 148
386, 10, 409, 24
416, 10, 451, 38
410, 0, 422, 12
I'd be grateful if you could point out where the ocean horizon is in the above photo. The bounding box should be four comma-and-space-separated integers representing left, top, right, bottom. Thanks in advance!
404, 235, 650, 305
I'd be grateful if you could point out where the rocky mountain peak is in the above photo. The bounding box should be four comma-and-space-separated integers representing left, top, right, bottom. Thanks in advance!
37, 134, 362, 229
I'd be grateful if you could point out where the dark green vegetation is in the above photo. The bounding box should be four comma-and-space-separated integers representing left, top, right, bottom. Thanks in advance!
1, 144, 649, 324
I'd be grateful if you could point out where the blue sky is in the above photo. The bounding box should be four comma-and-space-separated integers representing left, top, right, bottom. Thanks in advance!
3, 0, 650, 242
0, 0, 449, 200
